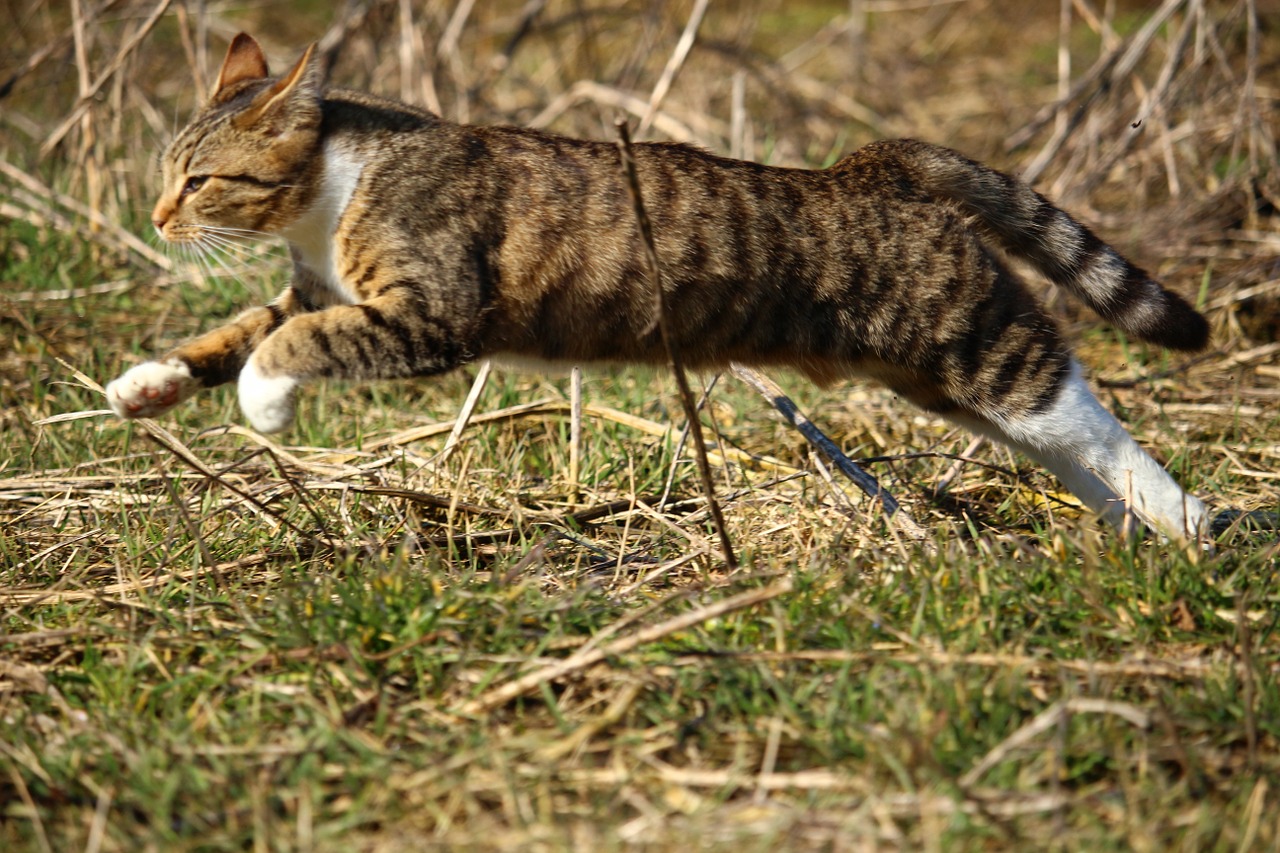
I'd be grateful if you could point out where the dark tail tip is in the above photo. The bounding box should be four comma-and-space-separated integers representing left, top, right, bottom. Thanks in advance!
1163, 299, 1210, 351
1125, 286, 1210, 351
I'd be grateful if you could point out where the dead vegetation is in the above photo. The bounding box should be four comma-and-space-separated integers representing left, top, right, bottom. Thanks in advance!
1, 1, 1279, 849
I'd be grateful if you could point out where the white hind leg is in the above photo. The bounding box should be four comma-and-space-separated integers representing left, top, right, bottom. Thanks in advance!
957, 360, 1208, 541
984, 427, 1132, 528
950, 412, 1132, 529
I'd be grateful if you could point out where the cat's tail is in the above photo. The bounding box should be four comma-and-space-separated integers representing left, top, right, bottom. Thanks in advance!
857, 139, 1209, 351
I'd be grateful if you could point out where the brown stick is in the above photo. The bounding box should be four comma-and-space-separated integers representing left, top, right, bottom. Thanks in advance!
731, 363, 926, 539
615, 119, 737, 569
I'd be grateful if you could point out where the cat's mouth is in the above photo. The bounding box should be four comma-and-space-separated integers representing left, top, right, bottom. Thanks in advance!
156, 223, 196, 243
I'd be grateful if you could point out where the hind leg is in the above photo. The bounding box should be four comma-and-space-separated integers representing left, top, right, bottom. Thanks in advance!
952, 360, 1208, 541
948, 412, 1130, 529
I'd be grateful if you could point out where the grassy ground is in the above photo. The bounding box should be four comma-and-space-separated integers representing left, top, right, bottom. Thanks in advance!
2, 1, 1279, 849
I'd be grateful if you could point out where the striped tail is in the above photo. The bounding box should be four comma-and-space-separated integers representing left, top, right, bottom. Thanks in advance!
860, 139, 1209, 351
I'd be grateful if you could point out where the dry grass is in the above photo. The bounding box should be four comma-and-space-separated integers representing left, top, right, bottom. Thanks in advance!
2, 1, 1279, 850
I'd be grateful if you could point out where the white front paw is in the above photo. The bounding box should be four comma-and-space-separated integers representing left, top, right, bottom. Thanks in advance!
238, 359, 298, 434
106, 359, 197, 418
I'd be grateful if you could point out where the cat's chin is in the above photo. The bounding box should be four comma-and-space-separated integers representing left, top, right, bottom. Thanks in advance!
238, 360, 298, 433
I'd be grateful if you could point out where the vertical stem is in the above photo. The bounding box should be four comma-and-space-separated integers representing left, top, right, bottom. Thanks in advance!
569, 365, 583, 504
849, 0, 866, 81
398, 0, 416, 104
615, 120, 737, 569
1056, 0, 1072, 140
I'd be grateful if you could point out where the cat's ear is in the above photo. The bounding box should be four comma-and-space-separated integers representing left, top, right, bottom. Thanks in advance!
235, 42, 322, 133
213, 33, 270, 101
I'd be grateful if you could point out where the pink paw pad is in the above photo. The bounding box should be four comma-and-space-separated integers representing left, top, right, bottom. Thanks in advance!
125, 381, 180, 412
106, 361, 195, 419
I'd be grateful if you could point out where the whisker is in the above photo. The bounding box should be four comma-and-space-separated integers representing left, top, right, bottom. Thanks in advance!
200, 224, 271, 238
200, 232, 257, 253
193, 238, 243, 277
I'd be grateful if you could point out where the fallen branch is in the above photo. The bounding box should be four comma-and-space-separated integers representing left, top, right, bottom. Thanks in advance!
730, 364, 926, 538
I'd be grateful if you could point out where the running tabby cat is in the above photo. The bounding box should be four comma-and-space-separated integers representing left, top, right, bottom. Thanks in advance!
107, 33, 1211, 541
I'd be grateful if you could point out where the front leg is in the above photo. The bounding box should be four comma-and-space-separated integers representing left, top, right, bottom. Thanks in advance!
237, 287, 474, 433
106, 287, 312, 419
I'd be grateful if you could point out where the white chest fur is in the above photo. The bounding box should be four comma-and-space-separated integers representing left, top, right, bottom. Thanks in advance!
280, 143, 364, 304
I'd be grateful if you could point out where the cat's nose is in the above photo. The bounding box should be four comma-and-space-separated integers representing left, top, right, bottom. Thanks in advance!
151, 199, 174, 234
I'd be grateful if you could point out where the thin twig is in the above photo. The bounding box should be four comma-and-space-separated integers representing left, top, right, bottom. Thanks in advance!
440, 359, 492, 462
615, 119, 737, 569
636, 0, 709, 138
569, 365, 583, 503
730, 363, 926, 538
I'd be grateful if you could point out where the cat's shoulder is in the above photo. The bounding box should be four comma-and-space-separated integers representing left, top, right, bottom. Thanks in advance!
321, 87, 440, 133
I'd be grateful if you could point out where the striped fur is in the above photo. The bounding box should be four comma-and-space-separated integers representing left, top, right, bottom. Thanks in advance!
859, 139, 1209, 350
106, 34, 1212, 541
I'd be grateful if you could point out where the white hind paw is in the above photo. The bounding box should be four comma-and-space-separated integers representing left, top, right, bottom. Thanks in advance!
238, 359, 298, 434
106, 359, 198, 418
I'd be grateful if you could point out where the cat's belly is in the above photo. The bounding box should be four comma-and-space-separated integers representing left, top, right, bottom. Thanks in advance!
488, 352, 579, 374
488, 351, 669, 375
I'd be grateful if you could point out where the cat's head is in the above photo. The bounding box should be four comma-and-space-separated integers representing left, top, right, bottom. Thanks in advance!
152, 34, 324, 246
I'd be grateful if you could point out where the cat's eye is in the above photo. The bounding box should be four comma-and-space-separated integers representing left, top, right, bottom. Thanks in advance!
180, 176, 207, 197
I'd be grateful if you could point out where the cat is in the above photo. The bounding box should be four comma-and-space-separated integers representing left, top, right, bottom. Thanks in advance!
107, 33, 1212, 542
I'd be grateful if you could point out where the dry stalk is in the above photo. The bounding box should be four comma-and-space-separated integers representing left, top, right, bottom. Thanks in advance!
0, 553, 277, 607
669, 647, 1276, 682
361, 397, 795, 474
959, 698, 1152, 788
458, 576, 793, 715
39, 0, 175, 158
615, 118, 737, 569
5, 763, 53, 853
0, 0, 124, 101
530, 80, 703, 143
0, 160, 170, 269
49, 358, 326, 548
440, 359, 492, 462
1074, 1, 1198, 197
534, 679, 645, 762
569, 365, 584, 503
636, 0, 709, 139
1013, 0, 1186, 183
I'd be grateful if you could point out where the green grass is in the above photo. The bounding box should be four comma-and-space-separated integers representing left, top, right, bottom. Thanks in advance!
3, 1, 1280, 850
